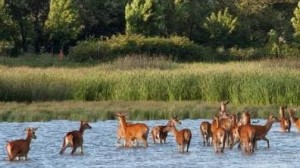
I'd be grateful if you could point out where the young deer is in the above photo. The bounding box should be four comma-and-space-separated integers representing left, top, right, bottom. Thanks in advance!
59, 121, 92, 155
163, 124, 192, 153
252, 115, 277, 149
151, 116, 181, 144
211, 116, 226, 153
200, 121, 212, 146
6, 127, 38, 161
288, 109, 300, 131
116, 112, 149, 148
279, 106, 291, 132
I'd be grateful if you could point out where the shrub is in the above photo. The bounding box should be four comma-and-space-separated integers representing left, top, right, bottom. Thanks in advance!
69, 35, 215, 62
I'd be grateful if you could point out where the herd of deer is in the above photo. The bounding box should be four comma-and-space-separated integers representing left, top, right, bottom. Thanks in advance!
200, 102, 300, 154
4, 101, 300, 161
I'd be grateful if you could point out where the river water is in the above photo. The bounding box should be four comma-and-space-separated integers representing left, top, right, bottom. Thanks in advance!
0, 119, 299, 168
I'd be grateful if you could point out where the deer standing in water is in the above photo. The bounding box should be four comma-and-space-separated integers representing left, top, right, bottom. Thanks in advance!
218, 100, 229, 118
117, 122, 133, 145
151, 116, 181, 144
288, 109, 300, 131
163, 123, 192, 153
59, 121, 92, 155
211, 116, 226, 153
231, 112, 256, 153
116, 112, 149, 148
200, 121, 212, 146
279, 106, 291, 132
252, 115, 277, 149
6, 127, 38, 161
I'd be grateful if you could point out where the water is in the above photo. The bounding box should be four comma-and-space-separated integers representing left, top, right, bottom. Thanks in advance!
0, 119, 299, 168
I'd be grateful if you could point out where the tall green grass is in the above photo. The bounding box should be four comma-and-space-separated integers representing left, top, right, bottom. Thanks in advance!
0, 101, 285, 122
0, 57, 300, 105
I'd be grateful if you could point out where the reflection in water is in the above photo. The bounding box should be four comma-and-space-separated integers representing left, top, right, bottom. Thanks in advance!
0, 119, 299, 168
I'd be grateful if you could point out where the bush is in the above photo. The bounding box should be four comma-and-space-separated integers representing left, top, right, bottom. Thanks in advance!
69, 35, 215, 62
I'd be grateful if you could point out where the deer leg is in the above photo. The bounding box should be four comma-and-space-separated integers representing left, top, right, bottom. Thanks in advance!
262, 137, 270, 148
71, 147, 77, 154
152, 131, 156, 144
80, 145, 84, 154
59, 138, 67, 154
142, 138, 148, 148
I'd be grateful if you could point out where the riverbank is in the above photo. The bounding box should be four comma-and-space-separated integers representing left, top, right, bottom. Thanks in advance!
0, 101, 289, 122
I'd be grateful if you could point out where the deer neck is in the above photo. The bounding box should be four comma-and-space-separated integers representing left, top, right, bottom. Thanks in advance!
79, 125, 87, 135
26, 132, 32, 144
244, 116, 251, 125
118, 116, 127, 132
170, 126, 179, 137
265, 119, 274, 132
289, 113, 297, 123
279, 109, 284, 118
215, 118, 220, 128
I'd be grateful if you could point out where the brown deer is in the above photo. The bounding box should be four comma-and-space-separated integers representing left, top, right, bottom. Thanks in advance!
163, 124, 192, 153
200, 121, 212, 146
6, 127, 38, 161
252, 115, 277, 149
232, 112, 256, 153
151, 116, 181, 144
116, 112, 149, 148
288, 109, 300, 131
238, 124, 256, 153
211, 116, 226, 153
279, 106, 291, 132
117, 122, 133, 146
219, 100, 229, 118
59, 121, 92, 155
229, 114, 239, 149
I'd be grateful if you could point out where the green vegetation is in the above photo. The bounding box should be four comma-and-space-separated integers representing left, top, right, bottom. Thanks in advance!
0, 101, 284, 122
68, 35, 214, 62
0, 56, 300, 105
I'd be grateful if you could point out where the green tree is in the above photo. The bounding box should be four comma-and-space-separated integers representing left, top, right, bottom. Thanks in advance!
76, 0, 126, 39
291, 1, 300, 40
125, 0, 175, 36
28, 0, 50, 54
4, 0, 32, 52
45, 0, 82, 54
203, 7, 238, 47
174, 0, 212, 43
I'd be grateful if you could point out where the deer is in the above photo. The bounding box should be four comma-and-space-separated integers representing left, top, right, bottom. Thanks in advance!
288, 109, 300, 131
279, 106, 291, 132
211, 116, 226, 153
6, 127, 38, 161
151, 116, 181, 144
229, 114, 239, 149
252, 115, 277, 149
59, 121, 92, 155
200, 121, 212, 146
163, 123, 192, 153
116, 112, 149, 148
117, 122, 134, 146
218, 100, 229, 118
231, 112, 256, 153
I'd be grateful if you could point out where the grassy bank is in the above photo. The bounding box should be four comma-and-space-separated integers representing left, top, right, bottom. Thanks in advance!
0, 101, 289, 122
0, 56, 300, 105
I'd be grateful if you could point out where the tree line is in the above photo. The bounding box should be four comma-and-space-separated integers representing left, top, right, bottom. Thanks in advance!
1, 0, 300, 58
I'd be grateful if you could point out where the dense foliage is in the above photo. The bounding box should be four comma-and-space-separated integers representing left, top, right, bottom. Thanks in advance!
1, 0, 300, 59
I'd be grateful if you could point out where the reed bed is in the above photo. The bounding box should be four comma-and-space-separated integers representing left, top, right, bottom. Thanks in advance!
0, 58, 300, 105
0, 101, 286, 122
